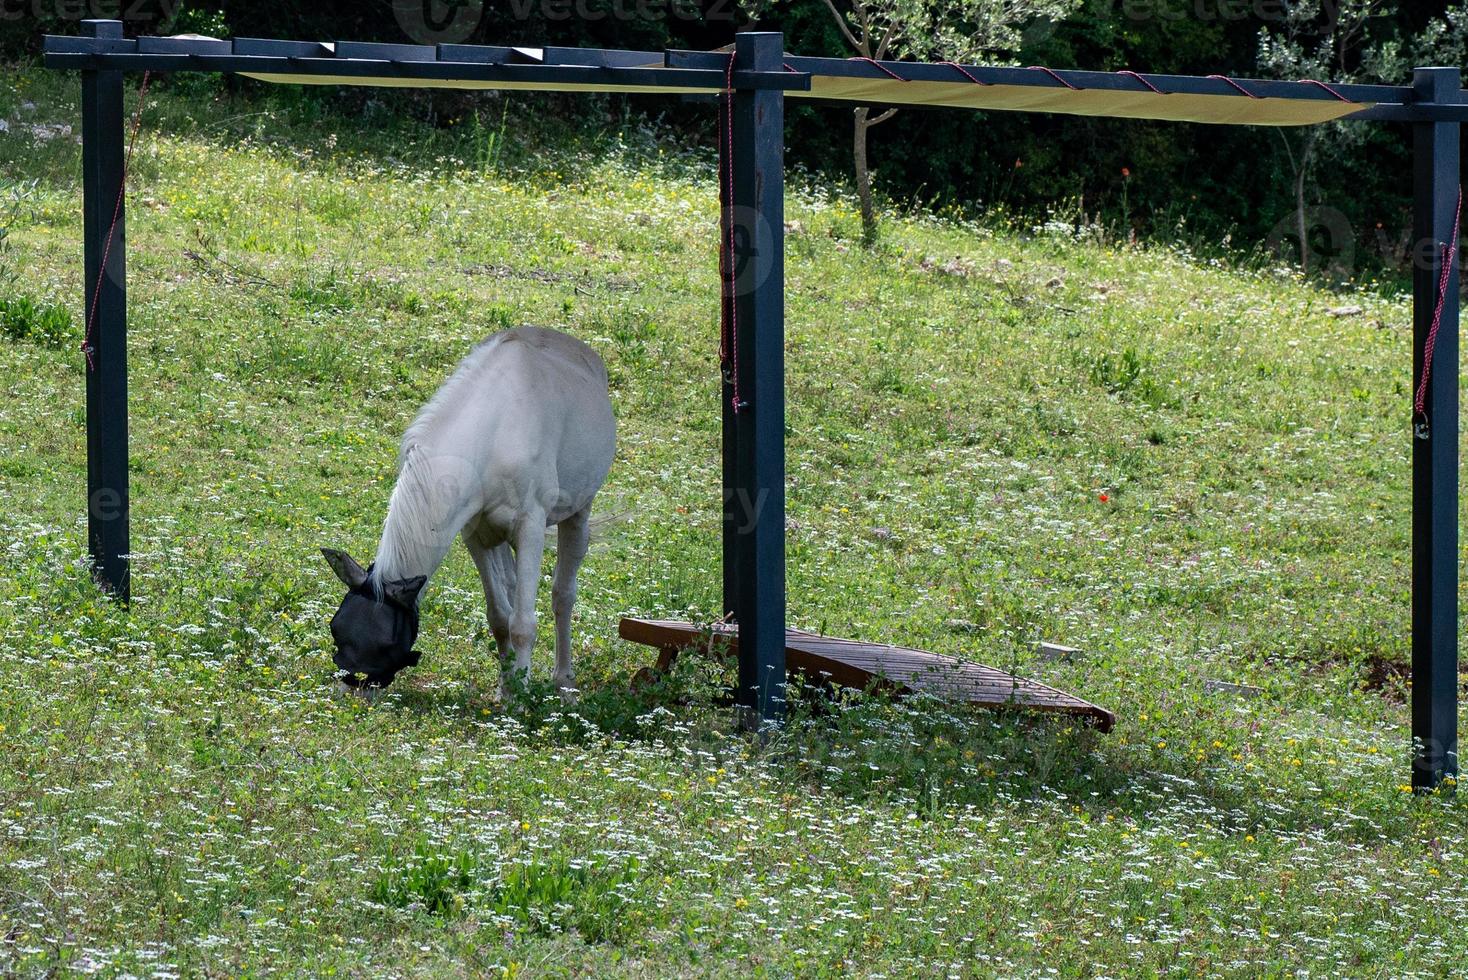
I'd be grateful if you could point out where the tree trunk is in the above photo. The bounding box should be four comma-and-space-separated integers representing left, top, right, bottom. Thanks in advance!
1294, 162, 1310, 273
1291, 129, 1319, 274
854, 106, 876, 246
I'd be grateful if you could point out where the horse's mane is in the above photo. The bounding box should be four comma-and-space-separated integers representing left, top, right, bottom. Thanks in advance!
371, 334, 513, 587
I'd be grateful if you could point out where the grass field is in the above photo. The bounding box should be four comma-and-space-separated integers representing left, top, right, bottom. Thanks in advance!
2, 69, 1466, 976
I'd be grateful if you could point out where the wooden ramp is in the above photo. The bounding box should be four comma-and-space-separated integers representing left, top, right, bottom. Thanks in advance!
619, 618, 1115, 732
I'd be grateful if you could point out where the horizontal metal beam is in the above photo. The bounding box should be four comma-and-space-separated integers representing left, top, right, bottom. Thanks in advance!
333, 40, 437, 62
43, 29, 1466, 121
232, 37, 333, 59
670, 49, 1415, 104
669, 50, 1468, 123
45, 33, 637, 62
541, 46, 663, 68
42, 49, 810, 92
136, 35, 230, 55
1345, 103, 1468, 122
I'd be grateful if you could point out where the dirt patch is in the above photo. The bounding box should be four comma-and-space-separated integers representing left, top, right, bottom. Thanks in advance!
461, 263, 638, 294
1357, 655, 1410, 702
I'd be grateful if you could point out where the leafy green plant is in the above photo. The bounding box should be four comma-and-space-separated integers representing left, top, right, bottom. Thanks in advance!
502, 643, 727, 743
487, 854, 641, 941
369, 843, 480, 916
1079, 344, 1169, 406
0, 180, 37, 291
370, 846, 641, 941
470, 102, 510, 173
0, 294, 75, 347
805, 0, 1081, 244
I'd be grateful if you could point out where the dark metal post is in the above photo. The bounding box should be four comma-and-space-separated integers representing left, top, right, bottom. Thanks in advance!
1411, 66, 1461, 791
726, 31, 786, 724
81, 19, 130, 601
719, 83, 739, 624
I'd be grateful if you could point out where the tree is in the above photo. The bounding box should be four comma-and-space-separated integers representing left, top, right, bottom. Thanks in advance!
812, 0, 1079, 245
1410, 3, 1468, 69
1257, 1, 1466, 274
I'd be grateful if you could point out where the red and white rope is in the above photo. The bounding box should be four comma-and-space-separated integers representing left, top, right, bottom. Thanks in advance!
1414, 186, 1464, 429
83, 70, 152, 372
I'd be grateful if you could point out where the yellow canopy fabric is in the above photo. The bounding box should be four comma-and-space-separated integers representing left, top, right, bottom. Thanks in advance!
240, 69, 1369, 126
93, 35, 1375, 126
797, 75, 1369, 126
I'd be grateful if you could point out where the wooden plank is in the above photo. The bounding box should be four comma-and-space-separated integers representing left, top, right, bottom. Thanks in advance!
619, 618, 1115, 731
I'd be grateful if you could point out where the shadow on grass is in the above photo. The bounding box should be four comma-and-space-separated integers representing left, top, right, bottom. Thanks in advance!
763, 684, 1431, 845
381, 647, 731, 740
2, 67, 705, 193
380, 646, 1157, 816
45, 536, 1402, 844
769, 676, 1140, 814
380, 649, 1428, 844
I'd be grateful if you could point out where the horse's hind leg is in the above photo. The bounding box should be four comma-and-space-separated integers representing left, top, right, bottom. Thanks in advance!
551, 507, 592, 697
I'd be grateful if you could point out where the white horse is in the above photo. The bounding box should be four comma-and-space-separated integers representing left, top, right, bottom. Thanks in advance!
321, 326, 615, 699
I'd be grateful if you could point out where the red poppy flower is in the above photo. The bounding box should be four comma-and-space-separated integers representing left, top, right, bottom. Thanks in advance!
1121, 167, 1131, 178
1099, 493, 1110, 503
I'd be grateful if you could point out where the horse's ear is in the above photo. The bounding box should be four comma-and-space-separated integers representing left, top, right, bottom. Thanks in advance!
383, 575, 427, 609
321, 547, 369, 589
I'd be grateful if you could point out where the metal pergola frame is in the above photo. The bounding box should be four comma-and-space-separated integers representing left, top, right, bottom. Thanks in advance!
43, 20, 1464, 788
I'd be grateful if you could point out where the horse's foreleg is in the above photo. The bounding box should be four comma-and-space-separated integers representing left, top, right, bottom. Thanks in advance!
464, 531, 514, 684
506, 512, 547, 695
551, 507, 592, 697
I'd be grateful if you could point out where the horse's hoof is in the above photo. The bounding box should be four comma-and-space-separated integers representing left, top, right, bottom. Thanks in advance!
336, 678, 382, 704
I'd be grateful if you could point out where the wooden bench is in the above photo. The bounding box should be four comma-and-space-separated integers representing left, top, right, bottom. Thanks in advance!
619, 617, 1115, 731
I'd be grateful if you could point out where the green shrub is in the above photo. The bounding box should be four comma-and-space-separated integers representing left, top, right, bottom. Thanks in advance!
1080, 345, 1171, 407
369, 843, 479, 917
488, 854, 641, 941
0, 295, 75, 348
370, 845, 641, 941
501, 643, 728, 743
